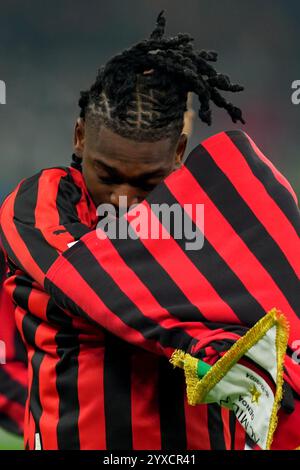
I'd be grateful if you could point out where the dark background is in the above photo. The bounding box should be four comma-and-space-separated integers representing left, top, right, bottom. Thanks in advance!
0, 0, 299, 199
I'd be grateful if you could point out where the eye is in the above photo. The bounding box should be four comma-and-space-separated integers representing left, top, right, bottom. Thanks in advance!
140, 182, 158, 192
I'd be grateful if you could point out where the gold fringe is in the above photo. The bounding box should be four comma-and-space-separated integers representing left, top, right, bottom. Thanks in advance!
170, 308, 289, 450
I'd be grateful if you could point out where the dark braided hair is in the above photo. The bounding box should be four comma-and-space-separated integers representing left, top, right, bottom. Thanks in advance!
79, 10, 245, 144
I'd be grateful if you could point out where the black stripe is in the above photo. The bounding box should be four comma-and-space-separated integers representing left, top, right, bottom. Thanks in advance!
46, 297, 81, 450
56, 170, 91, 240
147, 184, 266, 327
45, 241, 195, 353
158, 357, 187, 450
186, 143, 300, 319
104, 333, 133, 450
207, 404, 226, 450
226, 130, 300, 237
0, 368, 27, 406
13, 172, 59, 273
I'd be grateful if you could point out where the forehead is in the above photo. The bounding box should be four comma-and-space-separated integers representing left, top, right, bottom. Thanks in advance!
86, 125, 175, 173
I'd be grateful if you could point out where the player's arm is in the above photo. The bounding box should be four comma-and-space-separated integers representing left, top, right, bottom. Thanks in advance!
0, 170, 291, 448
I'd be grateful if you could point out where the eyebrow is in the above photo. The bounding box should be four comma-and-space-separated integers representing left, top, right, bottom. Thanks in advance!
94, 158, 168, 185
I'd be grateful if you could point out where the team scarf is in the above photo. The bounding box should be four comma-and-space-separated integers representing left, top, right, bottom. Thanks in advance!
46, 130, 300, 449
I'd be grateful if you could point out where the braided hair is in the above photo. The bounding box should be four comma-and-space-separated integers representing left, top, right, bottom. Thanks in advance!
79, 10, 245, 144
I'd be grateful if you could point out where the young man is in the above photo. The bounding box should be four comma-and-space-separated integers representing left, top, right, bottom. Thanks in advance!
0, 12, 299, 450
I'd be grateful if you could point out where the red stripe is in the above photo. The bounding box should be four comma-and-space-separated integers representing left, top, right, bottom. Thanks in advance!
0, 188, 45, 286
38, 353, 59, 449
91, 230, 238, 347
203, 132, 300, 278
26, 349, 35, 450
184, 401, 211, 449
131, 352, 161, 449
166, 166, 300, 345
77, 340, 106, 449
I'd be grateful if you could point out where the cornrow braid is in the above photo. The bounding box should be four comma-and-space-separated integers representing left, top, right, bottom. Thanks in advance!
79, 10, 245, 143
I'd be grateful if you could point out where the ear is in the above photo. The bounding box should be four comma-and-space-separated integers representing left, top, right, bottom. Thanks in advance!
174, 133, 188, 168
73, 118, 85, 157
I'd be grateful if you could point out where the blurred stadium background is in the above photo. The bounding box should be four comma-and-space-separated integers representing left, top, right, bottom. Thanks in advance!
0, 0, 299, 450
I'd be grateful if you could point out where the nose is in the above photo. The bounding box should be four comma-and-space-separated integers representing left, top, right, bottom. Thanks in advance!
110, 184, 141, 209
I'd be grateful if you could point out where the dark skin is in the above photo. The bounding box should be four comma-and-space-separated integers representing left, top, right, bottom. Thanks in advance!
73, 118, 187, 211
